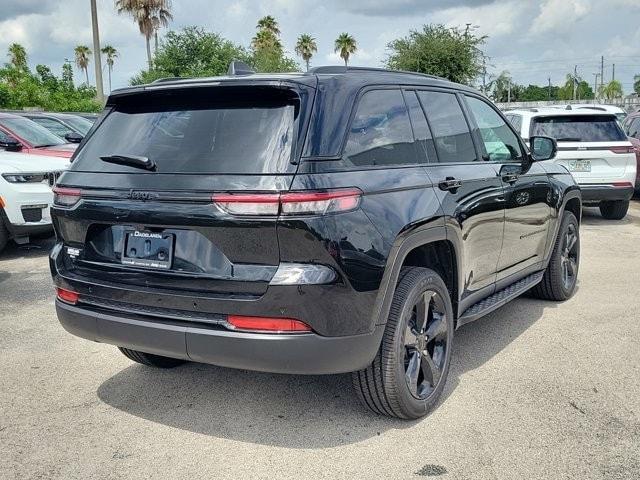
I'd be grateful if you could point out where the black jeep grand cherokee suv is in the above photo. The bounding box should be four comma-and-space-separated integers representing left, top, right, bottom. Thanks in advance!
50, 65, 581, 419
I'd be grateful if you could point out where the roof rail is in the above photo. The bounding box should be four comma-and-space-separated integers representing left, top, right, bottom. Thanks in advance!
151, 77, 188, 84
307, 65, 446, 81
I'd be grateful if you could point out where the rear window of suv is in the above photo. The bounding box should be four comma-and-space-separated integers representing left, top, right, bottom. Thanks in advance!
72, 87, 300, 174
531, 114, 626, 142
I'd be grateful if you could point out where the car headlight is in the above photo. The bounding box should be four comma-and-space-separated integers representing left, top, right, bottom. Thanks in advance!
2, 173, 47, 183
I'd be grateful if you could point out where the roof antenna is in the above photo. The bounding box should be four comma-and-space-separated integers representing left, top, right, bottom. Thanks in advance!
228, 61, 255, 76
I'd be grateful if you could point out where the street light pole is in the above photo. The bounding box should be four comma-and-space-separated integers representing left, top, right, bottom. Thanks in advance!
90, 0, 104, 104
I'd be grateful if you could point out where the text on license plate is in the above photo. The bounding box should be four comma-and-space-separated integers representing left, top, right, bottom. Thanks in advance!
567, 160, 591, 172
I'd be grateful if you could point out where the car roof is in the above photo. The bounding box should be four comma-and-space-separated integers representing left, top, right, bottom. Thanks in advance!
109, 66, 478, 98
506, 108, 618, 117
0, 112, 23, 119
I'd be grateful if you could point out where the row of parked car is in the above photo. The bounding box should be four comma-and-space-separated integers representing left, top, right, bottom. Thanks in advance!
0, 111, 97, 252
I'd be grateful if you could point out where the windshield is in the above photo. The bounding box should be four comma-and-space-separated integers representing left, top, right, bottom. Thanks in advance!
531, 115, 627, 142
72, 88, 299, 174
62, 115, 93, 135
0, 116, 65, 147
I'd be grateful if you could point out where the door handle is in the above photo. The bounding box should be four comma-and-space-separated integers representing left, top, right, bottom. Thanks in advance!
438, 177, 462, 192
502, 173, 519, 184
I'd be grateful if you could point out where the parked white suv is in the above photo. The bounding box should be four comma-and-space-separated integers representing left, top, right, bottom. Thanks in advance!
0, 151, 69, 253
505, 108, 636, 219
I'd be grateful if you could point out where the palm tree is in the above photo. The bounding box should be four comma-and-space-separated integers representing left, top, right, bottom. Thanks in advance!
295, 34, 317, 72
115, 0, 173, 70
334, 33, 357, 67
7, 43, 27, 70
256, 15, 280, 36
252, 30, 280, 51
74, 45, 92, 85
101, 45, 118, 92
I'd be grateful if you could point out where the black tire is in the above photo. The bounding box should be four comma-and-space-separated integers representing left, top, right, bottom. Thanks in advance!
118, 347, 186, 368
599, 200, 629, 220
531, 211, 579, 301
352, 267, 454, 419
0, 220, 8, 254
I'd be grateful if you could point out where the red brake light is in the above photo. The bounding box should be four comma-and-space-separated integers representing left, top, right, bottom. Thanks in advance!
609, 146, 634, 154
227, 315, 312, 333
53, 186, 82, 206
211, 188, 362, 216
56, 287, 79, 305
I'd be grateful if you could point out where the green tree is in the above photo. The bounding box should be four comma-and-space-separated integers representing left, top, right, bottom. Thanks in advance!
250, 17, 298, 73
634, 75, 640, 95
74, 45, 91, 85
386, 24, 486, 85
101, 45, 118, 91
601, 79, 623, 100
295, 34, 317, 72
7, 43, 28, 70
489, 71, 523, 103
334, 33, 357, 66
116, 0, 173, 70
256, 15, 280, 36
557, 74, 594, 101
61, 63, 74, 89
130, 26, 249, 84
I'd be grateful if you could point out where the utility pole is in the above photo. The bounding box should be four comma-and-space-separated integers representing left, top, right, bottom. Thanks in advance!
593, 73, 600, 100
548, 77, 552, 100
507, 79, 511, 103
600, 55, 604, 101
612, 63, 615, 82
573, 65, 578, 101
90, 0, 104, 104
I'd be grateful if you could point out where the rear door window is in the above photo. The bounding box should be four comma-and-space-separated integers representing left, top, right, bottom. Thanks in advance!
531, 115, 627, 142
418, 91, 477, 163
343, 89, 420, 167
72, 88, 299, 174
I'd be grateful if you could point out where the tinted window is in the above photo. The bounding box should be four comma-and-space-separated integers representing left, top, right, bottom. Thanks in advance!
627, 117, 640, 138
404, 91, 436, 163
62, 115, 92, 135
506, 114, 523, 133
32, 117, 72, 138
418, 91, 477, 163
466, 96, 522, 162
343, 89, 418, 167
0, 116, 64, 147
72, 88, 298, 174
531, 115, 627, 142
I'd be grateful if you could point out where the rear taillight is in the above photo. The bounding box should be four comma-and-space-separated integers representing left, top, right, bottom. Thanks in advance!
609, 146, 635, 154
227, 315, 312, 333
52, 186, 82, 207
56, 287, 79, 305
211, 188, 362, 216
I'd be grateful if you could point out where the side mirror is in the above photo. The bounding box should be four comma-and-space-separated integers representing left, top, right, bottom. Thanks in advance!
0, 136, 23, 152
64, 132, 83, 143
530, 135, 557, 162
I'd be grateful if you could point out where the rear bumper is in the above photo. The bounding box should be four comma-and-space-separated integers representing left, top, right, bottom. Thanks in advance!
56, 300, 385, 375
579, 184, 634, 203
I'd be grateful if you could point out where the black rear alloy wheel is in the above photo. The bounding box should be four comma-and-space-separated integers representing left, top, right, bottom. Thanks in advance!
353, 267, 453, 419
599, 200, 629, 220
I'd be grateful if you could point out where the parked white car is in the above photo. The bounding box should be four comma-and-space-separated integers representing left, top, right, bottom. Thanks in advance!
0, 151, 69, 253
505, 108, 636, 219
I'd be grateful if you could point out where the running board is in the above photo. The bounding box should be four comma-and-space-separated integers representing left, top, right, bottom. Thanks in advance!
457, 271, 544, 327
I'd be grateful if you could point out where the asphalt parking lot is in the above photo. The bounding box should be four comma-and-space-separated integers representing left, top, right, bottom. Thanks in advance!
1, 203, 639, 480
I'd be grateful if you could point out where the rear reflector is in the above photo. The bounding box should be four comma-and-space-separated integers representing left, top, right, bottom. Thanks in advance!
56, 287, 79, 305
52, 186, 82, 207
609, 146, 635, 154
211, 188, 362, 216
612, 182, 634, 188
227, 315, 312, 333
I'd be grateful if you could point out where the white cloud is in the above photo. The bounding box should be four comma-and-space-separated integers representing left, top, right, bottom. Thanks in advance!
530, 0, 592, 35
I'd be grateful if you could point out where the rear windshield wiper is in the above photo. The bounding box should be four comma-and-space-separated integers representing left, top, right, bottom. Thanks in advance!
100, 154, 157, 171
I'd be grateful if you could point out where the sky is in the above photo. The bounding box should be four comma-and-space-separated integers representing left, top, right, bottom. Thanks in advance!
1, 0, 640, 94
